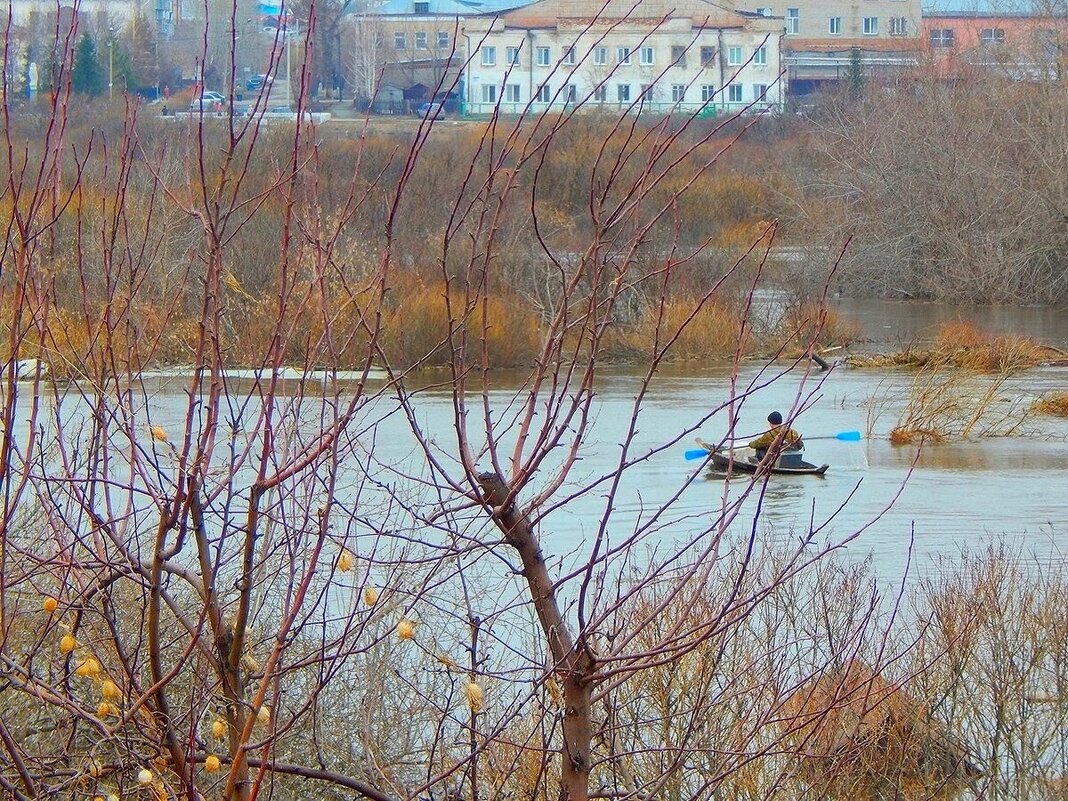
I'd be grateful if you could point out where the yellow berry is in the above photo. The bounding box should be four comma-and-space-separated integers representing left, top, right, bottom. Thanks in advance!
464, 680, 484, 713
211, 718, 227, 738
101, 679, 121, 700
75, 657, 102, 677
204, 754, 221, 773
97, 701, 113, 717
362, 586, 379, 606
256, 705, 271, 725
59, 634, 77, 654
397, 619, 415, 640
43, 596, 58, 613
150, 425, 168, 442
137, 767, 153, 785
337, 550, 354, 572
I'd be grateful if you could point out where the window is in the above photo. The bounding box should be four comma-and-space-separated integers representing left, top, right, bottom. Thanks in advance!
640, 46, 654, 65
394, 32, 406, 49
889, 16, 907, 36
863, 16, 878, 35
506, 83, 521, 102
671, 84, 686, 102
929, 28, 955, 47
617, 83, 631, 102
980, 27, 1005, 44
701, 84, 716, 101
564, 83, 577, 102
563, 46, 576, 65
415, 31, 427, 49
594, 85, 607, 101
639, 83, 653, 101
754, 46, 767, 65
755, 6, 772, 15
536, 46, 551, 66
728, 84, 743, 102
829, 16, 841, 34
536, 83, 550, 102
594, 46, 607, 65
437, 31, 450, 49
671, 45, 687, 66
786, 8, 799, 35
506, 46, 521, 66
481, 46, 496, 66
727, 46, 743, 65
617, 46, 632, 65
701, 46, 716, 66
482, 84, 497, 103
414, 1, 429, 12
754, 83, 768, 100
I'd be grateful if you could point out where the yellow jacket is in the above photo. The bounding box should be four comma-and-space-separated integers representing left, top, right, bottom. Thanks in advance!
749, 425, 802, 451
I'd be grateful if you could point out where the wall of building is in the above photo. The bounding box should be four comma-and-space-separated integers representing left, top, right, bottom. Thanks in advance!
462, 15, 785, 115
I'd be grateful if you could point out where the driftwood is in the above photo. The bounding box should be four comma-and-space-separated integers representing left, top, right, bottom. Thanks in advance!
780, 661, 982, 801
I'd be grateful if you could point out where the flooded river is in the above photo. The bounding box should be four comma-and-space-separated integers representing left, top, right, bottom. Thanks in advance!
6, 302, 1068, 585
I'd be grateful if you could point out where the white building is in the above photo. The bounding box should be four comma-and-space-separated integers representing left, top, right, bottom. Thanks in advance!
461, 0, 786, 116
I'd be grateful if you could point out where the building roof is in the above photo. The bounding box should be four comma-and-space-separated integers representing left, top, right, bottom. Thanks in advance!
366, 0, 530, 13
488, 0, 760, 29
787, 37, 924, 52
922, 0, 1066, 15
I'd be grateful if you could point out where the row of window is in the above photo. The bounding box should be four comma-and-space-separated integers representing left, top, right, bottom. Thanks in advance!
929, 27, 1007, 47
759, 7, 910, 36
481, 82, 771, 104
826, 16, 909, 36
394, 30, 451, 50
481, 44, 770, 68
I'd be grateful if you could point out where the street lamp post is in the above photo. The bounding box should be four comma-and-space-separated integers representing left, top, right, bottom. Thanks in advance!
108, 32, 114, 100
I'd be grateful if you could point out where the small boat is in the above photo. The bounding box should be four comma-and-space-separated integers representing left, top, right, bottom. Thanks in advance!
697, 440, 829, 476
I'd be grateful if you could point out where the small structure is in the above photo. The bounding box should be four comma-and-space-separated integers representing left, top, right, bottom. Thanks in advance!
780, 661, 982, 801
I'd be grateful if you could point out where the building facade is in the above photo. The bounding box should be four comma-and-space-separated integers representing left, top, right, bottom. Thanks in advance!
347, 0, 520, 109
923, 9, 1067, 78
462, 0, 786, 116
741, 0, 923, 93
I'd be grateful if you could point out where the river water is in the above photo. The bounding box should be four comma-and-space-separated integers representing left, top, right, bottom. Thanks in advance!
6, 302, 1068, 585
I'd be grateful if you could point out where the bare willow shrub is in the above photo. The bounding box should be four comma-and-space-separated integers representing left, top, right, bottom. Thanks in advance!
906, 546, 1068, 801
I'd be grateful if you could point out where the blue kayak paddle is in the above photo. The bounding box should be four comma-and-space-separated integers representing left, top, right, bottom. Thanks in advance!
684, 430, 862, 461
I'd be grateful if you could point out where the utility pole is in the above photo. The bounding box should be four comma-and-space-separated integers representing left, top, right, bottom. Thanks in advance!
108, 33, 114, 99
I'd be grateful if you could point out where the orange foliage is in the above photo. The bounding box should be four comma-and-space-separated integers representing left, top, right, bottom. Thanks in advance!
623, 298, 745, 361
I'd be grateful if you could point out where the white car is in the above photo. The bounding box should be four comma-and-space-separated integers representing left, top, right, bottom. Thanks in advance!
190, 91, 226, 110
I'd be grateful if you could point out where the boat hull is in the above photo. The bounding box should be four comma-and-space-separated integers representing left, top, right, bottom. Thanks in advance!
708, 448, 829, 476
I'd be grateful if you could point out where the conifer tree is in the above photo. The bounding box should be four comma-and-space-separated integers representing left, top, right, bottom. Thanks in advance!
71, 33, 104, 95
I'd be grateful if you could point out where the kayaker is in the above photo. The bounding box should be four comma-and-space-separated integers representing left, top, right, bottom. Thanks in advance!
749, 411, 803, 462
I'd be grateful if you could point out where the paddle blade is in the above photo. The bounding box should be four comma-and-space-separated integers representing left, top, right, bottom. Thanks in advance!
836, 430, 862, 441
684, 448, 710, 461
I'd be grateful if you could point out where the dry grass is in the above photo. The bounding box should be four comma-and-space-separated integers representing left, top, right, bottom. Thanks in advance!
780, 661, 981, 801
888, 426, 947, 445
1031, 391, 1068, 417
620, 298, 746, 361
849, 321, 1051, 373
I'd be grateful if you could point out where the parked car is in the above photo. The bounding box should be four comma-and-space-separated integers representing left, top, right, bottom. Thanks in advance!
245, 74, 272, 91
190, 91, 226, 110
416, 101, 446, 119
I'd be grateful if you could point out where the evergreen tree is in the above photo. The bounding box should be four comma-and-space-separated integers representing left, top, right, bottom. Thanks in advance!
71, 33, 104, 96
846, 47, 865, 97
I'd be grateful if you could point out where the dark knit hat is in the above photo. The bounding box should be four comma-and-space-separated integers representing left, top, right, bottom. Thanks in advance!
768, 411, 783, 425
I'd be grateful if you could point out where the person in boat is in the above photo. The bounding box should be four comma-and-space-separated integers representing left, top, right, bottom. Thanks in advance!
748, 411, 803, 463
